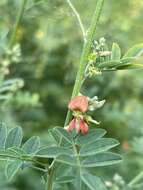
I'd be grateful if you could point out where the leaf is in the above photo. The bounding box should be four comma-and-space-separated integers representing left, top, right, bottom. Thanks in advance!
0, 122, 7, 149
121, 57, 135, 64
5, 127, 23, 149
111, 43, 121, 60
123, 43, 143, 58
22, 136, 40, 155
54, 127, 73, 144
116, 63, 143, 70
82, 152, 122, 167
5, 160, 23, 181
55, 176, 75, 184
80, 138, 119, 156
49, 129, 61, 144
97, 60, 120, 69
7, 147, 25, 156
76, 128, 106, 146
81, 172, 107, 190
35, 146, 73, 158
56, 155, 77, 166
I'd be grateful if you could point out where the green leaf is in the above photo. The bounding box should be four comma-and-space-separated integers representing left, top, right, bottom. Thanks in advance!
111, 43, 121, 60
121, 57, 135, 64
49, 129, 61, 144
97, 60, 120, 69
76, 129, 106, 146
123, 43, 143, 58
55, 176, 75, 184
5, 160, 23, 181
7, 147, 25, 156
116, 63, 143, 70
80, 138, 119, 156
35, 146, 73, 158
5, 127, 23, 149
22, 136, 40, 155
0, 122, 7, 149
82, 152, 122, 167
56, 155, 77, 166
81, 172, 107, 190
54, 127, 73, 144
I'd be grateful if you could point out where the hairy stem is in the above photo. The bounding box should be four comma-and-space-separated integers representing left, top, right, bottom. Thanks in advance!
64, 0, 105, 126
9, 0, 28, 48
128, 171, 143, 187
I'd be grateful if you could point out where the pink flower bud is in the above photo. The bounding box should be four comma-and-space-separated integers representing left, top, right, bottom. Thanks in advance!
78, 119, 88, 135
67, 118, 76, 132
67, 118, 88, 135
68, 96, 88, 113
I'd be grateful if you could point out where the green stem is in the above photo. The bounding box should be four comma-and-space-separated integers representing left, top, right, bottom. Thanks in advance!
128, 171, 143, 187
64, 0, 105, 126
9, 0, 28, 48
46, 1, 105, 189
46, 167, 55, 190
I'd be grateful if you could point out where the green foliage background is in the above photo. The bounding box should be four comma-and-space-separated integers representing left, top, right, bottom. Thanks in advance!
0, 0, 143, 189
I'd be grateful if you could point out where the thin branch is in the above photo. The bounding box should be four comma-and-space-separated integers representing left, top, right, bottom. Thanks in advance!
128, 171, 143, 187
66, 0, 86, 42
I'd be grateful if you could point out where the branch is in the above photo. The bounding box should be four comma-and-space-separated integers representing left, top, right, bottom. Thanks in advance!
128, 171, 143, 187
66, 0, 86, 42
64, 0, 105, 126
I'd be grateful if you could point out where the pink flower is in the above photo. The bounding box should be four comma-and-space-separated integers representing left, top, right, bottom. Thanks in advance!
67, 118, 88, 135
68, 96, 88, 113
67, 118, 76, 132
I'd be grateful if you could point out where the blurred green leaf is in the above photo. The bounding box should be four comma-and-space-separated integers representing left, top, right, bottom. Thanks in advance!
123, 43, 143, 58
76, 129, 106, 146
35, 146, 73, 158
82, 152, 122, 167
22, 136, 40, 155
54, 127, 73, 144
5, 127, 23, 149
5, 160, 22, 181
81, 172, 107, 190
80, 138, 119, 156
116, 63, 143, 70
111, 43, 121, 60
56, 155, 77, 166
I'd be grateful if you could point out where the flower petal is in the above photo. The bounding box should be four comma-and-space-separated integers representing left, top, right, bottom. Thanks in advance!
68, 96, 88, 113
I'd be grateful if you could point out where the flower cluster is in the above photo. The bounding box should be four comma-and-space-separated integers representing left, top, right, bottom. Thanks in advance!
67, 96, 89, 135
65, 95, 105, 135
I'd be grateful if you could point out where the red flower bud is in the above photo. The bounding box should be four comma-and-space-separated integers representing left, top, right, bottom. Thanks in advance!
68, 96, 88, 113
67, 118, 88, 135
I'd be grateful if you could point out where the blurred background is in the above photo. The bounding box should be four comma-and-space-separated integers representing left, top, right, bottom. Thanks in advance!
0, 0, 143, 189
